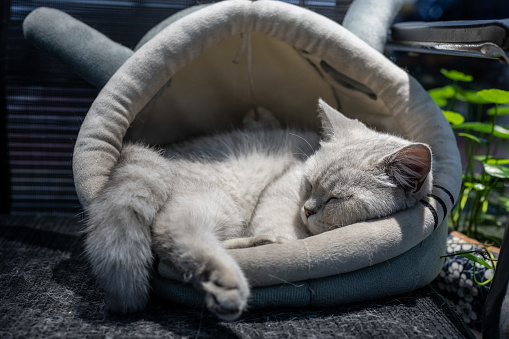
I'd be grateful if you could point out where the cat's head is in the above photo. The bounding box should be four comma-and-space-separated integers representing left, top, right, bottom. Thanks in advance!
300, 99, 433, 235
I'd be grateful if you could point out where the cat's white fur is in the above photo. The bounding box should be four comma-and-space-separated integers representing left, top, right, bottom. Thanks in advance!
84, 100, 433, 321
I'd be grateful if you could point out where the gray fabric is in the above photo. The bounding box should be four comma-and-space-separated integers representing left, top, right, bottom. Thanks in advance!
23, 7, 134, 89
135, 4, 212, 51
156, 218, 448, 308
343, 0, 405, 52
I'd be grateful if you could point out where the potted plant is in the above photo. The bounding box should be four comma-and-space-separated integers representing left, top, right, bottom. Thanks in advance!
428, 69, 509, 331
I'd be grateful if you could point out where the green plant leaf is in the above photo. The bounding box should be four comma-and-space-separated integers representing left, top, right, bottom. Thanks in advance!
459, 133, 488, 144
429, 86, 456, 99
474, 156, 509, 164
464, 182, 486, 191
459, 187, 471, 211
428, 86, 457, 107
487, 104, 509, 116
499, 197, 509, 212
452, 122, 509, 138
456, 251, 494, 270
483, 163, 509, 178
492, 159, 509, 165
431, 97, 447, 107
442, 110, 465, 125
477, 89, 509, 104
457, 90, 491, 104
482, 199, 489, 214
474, 274, 494, 286
440, 69, 473, 82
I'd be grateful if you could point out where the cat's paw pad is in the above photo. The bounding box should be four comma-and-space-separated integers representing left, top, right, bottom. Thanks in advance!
200, 261, 249, 321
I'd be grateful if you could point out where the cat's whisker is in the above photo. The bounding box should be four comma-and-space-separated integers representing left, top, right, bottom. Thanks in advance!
267, 275, 305, 287
294, 146, 310, 159
288, 132, 315, 153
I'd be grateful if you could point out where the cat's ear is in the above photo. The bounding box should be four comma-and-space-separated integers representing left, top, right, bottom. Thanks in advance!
317, 99, 365, 140
381, 143, 432, 193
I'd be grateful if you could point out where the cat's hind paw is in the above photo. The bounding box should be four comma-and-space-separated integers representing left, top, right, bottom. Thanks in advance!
200, 259, 250, 321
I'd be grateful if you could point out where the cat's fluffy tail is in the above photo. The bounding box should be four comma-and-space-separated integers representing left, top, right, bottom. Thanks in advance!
84, 144, 171, 314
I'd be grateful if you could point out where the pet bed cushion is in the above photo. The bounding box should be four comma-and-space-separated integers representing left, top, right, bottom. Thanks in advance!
24, 0, 462, 307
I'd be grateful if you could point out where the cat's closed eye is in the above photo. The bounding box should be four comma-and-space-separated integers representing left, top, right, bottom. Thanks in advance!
326, 195, 352, 204
303, 178, 312, 192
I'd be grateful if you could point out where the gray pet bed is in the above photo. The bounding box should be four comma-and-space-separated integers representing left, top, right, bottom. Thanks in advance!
24, 0, 462, 309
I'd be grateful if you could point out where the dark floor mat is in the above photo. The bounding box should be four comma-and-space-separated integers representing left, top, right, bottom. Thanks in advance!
0, 215, 474, 338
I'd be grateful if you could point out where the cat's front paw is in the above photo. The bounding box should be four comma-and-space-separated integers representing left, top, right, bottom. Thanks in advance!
200, 259, 250, 321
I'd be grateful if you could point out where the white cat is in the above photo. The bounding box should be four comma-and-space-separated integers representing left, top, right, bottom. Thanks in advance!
84, 99, 433, 321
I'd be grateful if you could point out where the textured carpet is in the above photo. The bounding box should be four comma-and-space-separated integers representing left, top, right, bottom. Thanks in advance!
0, 215, 474, 338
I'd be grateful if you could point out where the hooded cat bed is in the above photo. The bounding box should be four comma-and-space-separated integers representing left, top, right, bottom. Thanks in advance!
24, 0, 462, 309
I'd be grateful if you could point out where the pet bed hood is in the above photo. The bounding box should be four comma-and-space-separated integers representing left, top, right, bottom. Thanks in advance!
38, 0, 461, 303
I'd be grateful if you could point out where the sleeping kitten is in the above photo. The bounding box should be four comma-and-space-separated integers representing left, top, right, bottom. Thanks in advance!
84, 99, 432, 321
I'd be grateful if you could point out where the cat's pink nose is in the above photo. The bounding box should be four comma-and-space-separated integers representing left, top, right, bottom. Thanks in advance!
304, 207, 315, 218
